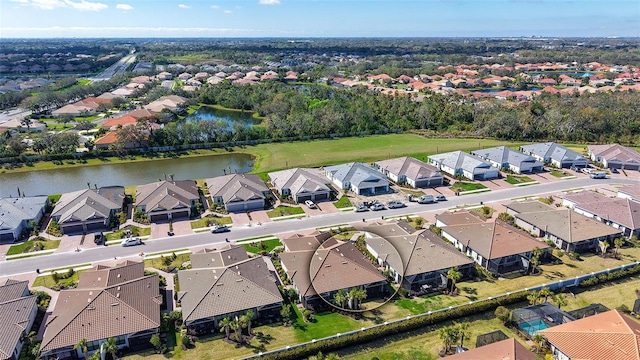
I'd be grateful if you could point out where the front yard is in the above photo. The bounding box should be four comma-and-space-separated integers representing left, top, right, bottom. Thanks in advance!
333, 195, 353, 209
7, 237, 60, 255
450, 181, 487, 192
241, 239, 282, 254
144, 253, 191, 272
550, 169, 571, 177
190, 214, 233, 229
266, 205, 305, 218
504, 175, 535, 185
105, 226, 151, 240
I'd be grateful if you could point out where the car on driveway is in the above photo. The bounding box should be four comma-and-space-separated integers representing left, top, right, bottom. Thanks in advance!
121, 237, 142, 247
211, 224, 230, 233
354, 203, 369, 212
387, 200, 406, 209
305, 200, 317, 209
435, 194, 447, 201
370, 202, 386, 211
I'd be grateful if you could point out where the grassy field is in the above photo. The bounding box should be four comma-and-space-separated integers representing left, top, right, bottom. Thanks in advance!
190, 215, 233, 229
266, 205, 305, 218
7, 239, 60, 255
450, 182, 487, 192
241, 239, 282, 254
505, 175, 534, 184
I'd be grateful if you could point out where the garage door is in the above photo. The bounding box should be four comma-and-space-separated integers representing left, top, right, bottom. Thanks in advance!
297, 195, 312, 203
226, 202, 245, 213
313, 193, 329, 201
151, 213, 169, 222
86, 222, 105, 232
62, 224, 84, 234
414, 180, 428, 188
171, 210, 189, 219
0, 232, 15, 243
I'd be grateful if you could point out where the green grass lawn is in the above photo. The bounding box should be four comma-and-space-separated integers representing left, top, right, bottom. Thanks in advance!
505, 175, 534, 185
7, 238, 60, 255
33, 269, 82, 289
450, 182, 487, 192
333, 195, 353, 208
241, 239, 282, 254
77, 79, 92, 86
74, 115, 100, 122
266, 205, 305, 218
550, 169, 570, 177
190, 215, 233, 229
105, 226, 151, 240
144, 253, 191, 271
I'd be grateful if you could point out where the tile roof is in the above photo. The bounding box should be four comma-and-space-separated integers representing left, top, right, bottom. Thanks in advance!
515, 208, 622, 243
619, 184, 640, 200
471, 146, 543, 169
520, 142, 586, 163
589, 144, 640, 164
0, 279, 28, 303
505, 200, 554, 214
429, 151, 494, 174
0, 280, 37, 360
540, 310, 640, 360
374, 157, 443, 182
268, 168, 331, 197
41, 261, 161, 354
447, 338, 538, 360
324, 162, 388, 189
435, 210, 486, 227
564, 191, 640, 231
0, 196, 48, 232
51, 189, 122, 224
280, 231, 333, 253
442, 220, 549, 259
190, 244, 250, 269
102, 115, 138, 129
206, 174, 269, 204
135, 180, 199, 213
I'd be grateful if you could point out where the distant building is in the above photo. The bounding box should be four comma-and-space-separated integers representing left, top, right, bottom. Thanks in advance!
520, 142, 588, 169
0, 196, 48, 243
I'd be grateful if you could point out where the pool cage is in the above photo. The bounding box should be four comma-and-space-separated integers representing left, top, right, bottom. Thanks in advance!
567, 303, 609, 319
475, 330, 509, 348
512, 302, 575, 338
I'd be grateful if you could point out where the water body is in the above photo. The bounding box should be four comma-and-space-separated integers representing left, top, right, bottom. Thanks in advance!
0, 153, 254, 197
184, 106, 260, 129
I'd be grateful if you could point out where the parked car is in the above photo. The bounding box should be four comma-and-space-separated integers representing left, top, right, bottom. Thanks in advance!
435, 194, 447, 201
370, 202, 386, 211
305, 199, 317, 209
121, 237, 142, 247
387, 200, 406, 209
354, 203, 369, 212
211, 224, 230, 233
417, 195, 435, 204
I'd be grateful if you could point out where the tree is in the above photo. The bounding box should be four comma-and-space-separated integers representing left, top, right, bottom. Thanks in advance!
614, 238, 625, 258
553, 293, 568, 310
243, 310, 254, 335
103, 337, 118, 360
74, 338, 88, 358
530, 247, 544, 274
31, 342, 41, 360
455, 322, 470, 348
447, 267, 462, 294
150, 334, 162, 353
334, 289, 347, 309
527, 291, 541, 305
219, 317, 232, 339
280, 305, 292, 325
85, 139, 95, 151
438, 325, 458, 353
495, 306, 511, 324
532, 334, 546, 354
538, 287, 553, 303
20, 117, 33, 131
229, 317, 241, 342
600, 240, 610, 256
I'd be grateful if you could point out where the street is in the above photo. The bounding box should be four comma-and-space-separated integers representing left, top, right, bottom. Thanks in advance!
91, 52, 137, 81
1, 177, 637, 278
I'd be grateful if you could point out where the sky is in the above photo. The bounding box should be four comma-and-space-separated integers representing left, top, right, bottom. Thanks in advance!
0, 0, 639, 38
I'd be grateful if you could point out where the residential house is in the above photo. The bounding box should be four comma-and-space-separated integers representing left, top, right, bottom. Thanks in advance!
178, 245, 282, 333
279, 233, 387, 310
0, 280, 38, 360
520, 142, 588, 169
434, 210, 486, 228
206, 174, 270, 212
508, 200, 621, 253
361, 221, 474, 293
471, 146, 544, 174
268, 168, 332, 203
447, 338, 538, 360
101, 115, 138, 130
324, 162, 389, 195
562, 191, 640, 239
374, 157, 444, 188
588, 144, 640, 170
0, 196, 48, 243
617, 183, 640, 202
440, 220, 550, 275
50, 187, 124, 234
40, 261, 161, 360
143, 95, 187, 114
0, 118, 46, 133
135, 180, 200, 222
428, 151, 499, 181
540, 309, 640, 360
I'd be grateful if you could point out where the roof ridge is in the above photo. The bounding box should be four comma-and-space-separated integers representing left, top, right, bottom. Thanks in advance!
102, 287, 160, 327
182, 268, 227, 321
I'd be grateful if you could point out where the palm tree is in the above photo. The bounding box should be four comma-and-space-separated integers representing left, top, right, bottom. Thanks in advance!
530, 247, 543, 274
354, 288, 368, 309
455, 322, 470, 348
538, 287, 553, 303
614, 237, 625, 258
103, 337, 119, 360
219, 317, 232, 339
74, 338, 89, 358
229, 318, 241, 343
447, 267, 462, 294
243, 310, 254, 335
31, 343, 41, 360
334, 289, 347, 308
600, 240, 610, 256
532, 334, 545, 353
527, 291, 541, 305
438, 326, 458, 354
553, 293, 568, 310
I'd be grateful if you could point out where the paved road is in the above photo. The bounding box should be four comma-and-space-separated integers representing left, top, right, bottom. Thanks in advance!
1, 177, 637, 278
91, 52, 136, 81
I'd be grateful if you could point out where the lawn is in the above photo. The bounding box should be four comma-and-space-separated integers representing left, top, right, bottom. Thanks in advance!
450, 181, 487, 192
242, 239, 282, 254
190, 215, 233, 229
505, 175, 535, 185
333, 195, 353, 208
105, 226, 151, 240
249, 135, 521, 174
33, 269, 82, 289
395, 294, 470, 315
266, 205, 305, 218
550, 169, 570, 177
7, 238, 60, 255
144, 253, 191, 271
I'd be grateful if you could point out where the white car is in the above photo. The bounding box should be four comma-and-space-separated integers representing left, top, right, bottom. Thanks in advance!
211, 224, 230, 233
305, 200, 317, 209
121, 237, 142, 247
387, 200, 406, 209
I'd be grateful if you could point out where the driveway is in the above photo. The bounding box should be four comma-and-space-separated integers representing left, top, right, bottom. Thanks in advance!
150, 219, 192, 239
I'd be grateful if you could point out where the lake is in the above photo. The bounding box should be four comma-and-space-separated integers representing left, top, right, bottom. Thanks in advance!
184, 106, 261, 129
0, 153, 254, 197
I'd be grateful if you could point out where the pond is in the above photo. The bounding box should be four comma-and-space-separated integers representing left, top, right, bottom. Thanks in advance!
0, 153, 254, 197
184, 106, 261, 129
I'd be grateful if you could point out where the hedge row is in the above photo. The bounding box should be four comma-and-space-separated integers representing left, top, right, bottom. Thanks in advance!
255, 291, 531, 360
579, 263, 640, 287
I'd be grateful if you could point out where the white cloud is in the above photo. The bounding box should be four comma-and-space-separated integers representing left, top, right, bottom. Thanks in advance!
258, 0, 280, 5
224, 9, 232, 13
210, 4, 219, 9
10, 0, 107, 10
116, 3, 132, 10
178, 4, 190, 8
64, 0, 108, 11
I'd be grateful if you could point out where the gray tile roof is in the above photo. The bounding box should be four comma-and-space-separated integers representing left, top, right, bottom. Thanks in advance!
324, 162, 388, 189
206, 174, 269, 204
429, 151, 493, 174
135, 180, 198, 213
521, 142, 586, 163
471, 146, 543, 169
41, 261, 161, 354
505, 200, 554, 214
268, 168, 330, 198
0, 284, 37, 360
515, 208, 622, 243
435, 210, 486, 226
589, 144, 640, 164
374, 157, 443, 182
190, 244, 250, 269
564, 191, 640, 231
0, 196, 48, 232
51, 189, 121, 224
619, 184, 640, 200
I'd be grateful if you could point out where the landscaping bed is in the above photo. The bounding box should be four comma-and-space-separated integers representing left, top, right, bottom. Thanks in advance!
105, 226, 151, 240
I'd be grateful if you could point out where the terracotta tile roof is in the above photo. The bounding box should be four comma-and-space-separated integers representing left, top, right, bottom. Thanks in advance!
447, 338, 537, 360
564, 191, 640, 231
41, 261, 161, 354
95, 131, 118, 146
102, 115, 137, 128
540, 309, 640, 360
